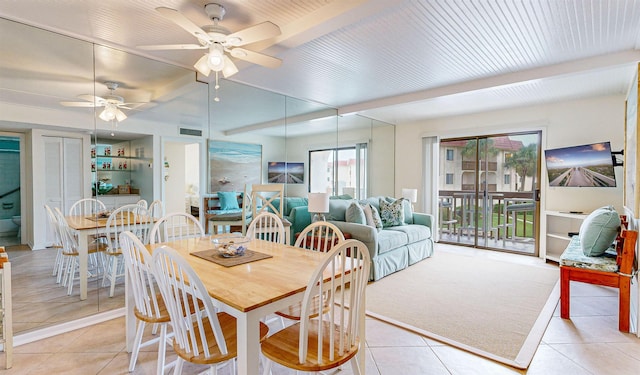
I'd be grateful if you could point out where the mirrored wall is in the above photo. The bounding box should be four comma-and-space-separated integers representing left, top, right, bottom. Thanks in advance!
0, 16, 394, 336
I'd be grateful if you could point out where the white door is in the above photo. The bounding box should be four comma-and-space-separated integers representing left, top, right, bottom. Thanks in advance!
43, 136, 83, 245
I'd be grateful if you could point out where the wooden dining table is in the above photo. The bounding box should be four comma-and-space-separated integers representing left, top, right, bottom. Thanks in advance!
130, 236, 365, 375
65, 215, 111, 300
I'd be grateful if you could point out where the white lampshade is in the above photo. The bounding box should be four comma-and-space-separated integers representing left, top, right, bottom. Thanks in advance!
308, 192, 330, 213
402, 188, 418, 203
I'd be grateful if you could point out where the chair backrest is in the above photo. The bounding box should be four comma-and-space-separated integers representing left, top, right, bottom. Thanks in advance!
151, 246, 229, 359
119, 231, 164, 320
294, 221, 345, 252
136, 199, 148, 209
44, 204, 62, 247
54, 212, 79, 255
251, 184, 284, 218
298, 239, 370, 365
246, 212, 285, 243
69, 198, 106, 216
106, 204, 152, 253
149, 212, 205, 244
148, 199, 164, 219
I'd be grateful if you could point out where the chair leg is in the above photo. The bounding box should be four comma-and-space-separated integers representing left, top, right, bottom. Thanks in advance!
619, 278, 631, 332
129, 320, 146, 372
350, 356, 363, 375
560, 267, 570, 319
157, 324, 167, 375
262, 358, 272, 375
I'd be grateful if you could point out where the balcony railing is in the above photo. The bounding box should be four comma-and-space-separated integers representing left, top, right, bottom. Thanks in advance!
438, 190, 536, 252
461, 161, 498, 171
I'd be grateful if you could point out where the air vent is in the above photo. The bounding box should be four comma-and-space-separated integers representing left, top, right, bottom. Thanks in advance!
179, 128, 202, 137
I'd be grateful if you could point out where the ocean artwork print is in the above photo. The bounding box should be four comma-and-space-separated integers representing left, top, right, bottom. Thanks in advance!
208, 140, 262, 192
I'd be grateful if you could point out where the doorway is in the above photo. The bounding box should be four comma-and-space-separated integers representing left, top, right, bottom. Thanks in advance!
0, 134, 22, 247
438, 131, 541, 255
162, 140, 201, 218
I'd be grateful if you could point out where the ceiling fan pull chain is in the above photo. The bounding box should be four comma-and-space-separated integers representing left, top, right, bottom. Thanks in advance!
214, 72, 221, 102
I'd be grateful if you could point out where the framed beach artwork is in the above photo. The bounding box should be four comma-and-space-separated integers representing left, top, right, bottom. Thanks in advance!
267, 162, 304, 184
208, 140, 262, 192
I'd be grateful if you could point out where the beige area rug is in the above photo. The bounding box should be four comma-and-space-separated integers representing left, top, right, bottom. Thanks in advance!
365, 250, 560, 369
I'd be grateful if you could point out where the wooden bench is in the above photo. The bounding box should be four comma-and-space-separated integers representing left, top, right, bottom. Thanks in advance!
202, 188, 251, 235
559, 215, 637, 332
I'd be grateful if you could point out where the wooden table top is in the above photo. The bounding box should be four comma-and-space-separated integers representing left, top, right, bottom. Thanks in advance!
65, 215, 109, 230
146, 237, 328, 313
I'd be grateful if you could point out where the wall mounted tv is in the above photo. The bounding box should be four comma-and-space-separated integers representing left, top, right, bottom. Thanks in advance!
544, 141, 616, 187
267, 162, 304, 184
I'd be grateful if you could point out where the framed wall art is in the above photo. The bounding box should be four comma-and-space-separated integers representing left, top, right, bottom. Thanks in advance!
208, 140, 262, 192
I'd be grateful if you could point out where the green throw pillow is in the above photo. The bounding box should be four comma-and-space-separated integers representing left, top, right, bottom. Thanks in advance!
346, 202, 366, 225
579, 205, 620, 256
379, 198, 405, 228
362, 203, 383, 231
217, 191, 239, 210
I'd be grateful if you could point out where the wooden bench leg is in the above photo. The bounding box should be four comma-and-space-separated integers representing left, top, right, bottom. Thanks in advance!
619, 277, 631, 332
560, 267, 570, 319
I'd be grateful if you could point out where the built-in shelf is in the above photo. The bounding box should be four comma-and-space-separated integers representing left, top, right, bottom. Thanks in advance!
544, 210, 589, 262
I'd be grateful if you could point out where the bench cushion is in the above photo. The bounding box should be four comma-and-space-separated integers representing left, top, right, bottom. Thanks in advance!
579, 205, 620, 256
560, 235, 618, 272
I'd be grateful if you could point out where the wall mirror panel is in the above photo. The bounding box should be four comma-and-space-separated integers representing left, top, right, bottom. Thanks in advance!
0, 16, 394, 338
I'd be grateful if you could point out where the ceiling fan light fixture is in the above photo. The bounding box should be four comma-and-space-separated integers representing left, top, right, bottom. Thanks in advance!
194, 54, 212, 76
222, 55, 239, 78
207, 43, 225, 72
99, 104, 117, 121
115, 108, 127, 122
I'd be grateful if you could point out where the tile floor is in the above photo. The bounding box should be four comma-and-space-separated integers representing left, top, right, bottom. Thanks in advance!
1, 244, 639, 374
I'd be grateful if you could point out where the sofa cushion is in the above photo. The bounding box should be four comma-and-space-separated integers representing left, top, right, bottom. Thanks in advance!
379, 198, 405, 227
346, 202, 366, 225
579, 206, 620, 256
362, 203, 383, 231
377, 230, 408, 254
402, 199, 414, 224
217, 191, 239, 210
327, 199, 355, 221
386, 224, 430, 243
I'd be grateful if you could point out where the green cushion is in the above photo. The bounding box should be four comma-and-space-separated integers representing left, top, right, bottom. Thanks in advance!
579, 206, 620, 256
217, 191, 239, 210
346, 202, 366, 225
379, 198, 405, 228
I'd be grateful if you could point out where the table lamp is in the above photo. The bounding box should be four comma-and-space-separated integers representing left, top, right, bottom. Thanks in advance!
308, 192, 330, 222
402, 188, 418, 210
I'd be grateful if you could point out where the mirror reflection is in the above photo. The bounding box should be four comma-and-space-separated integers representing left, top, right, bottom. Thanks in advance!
0, 16, 394, 337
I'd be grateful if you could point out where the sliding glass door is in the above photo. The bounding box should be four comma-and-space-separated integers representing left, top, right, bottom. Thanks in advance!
438, 132, 541, 255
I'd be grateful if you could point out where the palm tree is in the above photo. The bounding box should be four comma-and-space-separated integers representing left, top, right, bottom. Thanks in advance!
504, 143, 537, 191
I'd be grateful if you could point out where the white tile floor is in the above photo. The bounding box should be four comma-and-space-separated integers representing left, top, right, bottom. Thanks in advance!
2, 244, 640, 374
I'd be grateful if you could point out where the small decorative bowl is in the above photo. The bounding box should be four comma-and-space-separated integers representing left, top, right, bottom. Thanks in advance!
211, 233, 250, 258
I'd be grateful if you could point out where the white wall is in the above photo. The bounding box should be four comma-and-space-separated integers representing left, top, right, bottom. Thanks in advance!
163, 142, 187, 214
395, 95, 626, 214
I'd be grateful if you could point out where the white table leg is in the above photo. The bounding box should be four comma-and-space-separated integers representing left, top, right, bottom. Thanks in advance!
125, 270, 135, 352
78, 230, 89, 300
236, 311, 262, 375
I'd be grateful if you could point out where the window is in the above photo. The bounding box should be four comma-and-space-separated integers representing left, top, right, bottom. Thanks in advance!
504, 152, 513, 164
504, 174, 511, 184
309, 144, 368, 197
446, 149, 454, 161
445, 173, 454, 185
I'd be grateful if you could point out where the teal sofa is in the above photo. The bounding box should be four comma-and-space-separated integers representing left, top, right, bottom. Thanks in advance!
271, 197, 311, 244
326, 196, 434, 281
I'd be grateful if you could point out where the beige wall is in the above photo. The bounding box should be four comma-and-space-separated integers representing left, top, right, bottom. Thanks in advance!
395, 94, 626, 214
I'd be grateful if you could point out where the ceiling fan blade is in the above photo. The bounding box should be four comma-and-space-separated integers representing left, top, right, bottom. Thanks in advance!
77, 94, 105, 105
156, 7, 211, 44
226, 21, 281, 47
230, 48, 282, 69
138, 44, 206, 50
120, 102, 147, 109
60, 101, 96, 107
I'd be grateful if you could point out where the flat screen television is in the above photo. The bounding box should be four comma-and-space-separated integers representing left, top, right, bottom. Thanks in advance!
267, 162, 304, 184
544, 141, 616, 187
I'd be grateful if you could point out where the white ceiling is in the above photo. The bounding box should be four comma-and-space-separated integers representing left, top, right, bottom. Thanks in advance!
1, 0, 639, 125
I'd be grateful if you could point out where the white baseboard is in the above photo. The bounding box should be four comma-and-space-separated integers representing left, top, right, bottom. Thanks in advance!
13, 308, 125, 347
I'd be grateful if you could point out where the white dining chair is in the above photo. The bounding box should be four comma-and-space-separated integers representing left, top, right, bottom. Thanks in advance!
148, 199, 164, 220
246, 212, 285, 243
151, 245, 269, 374
261, 239, 371, 375
119, 231, 171, 374
68, 198, 106, 216
294, 221, 346, 252
44, 204, 65, 281
149, 212, 205, 244
136, 199, 148, 209
103, 204, 152, 297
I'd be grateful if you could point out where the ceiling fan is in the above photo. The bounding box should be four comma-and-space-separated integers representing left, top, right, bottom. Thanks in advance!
60, 82, 144, 122
139, 3, 282, 78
